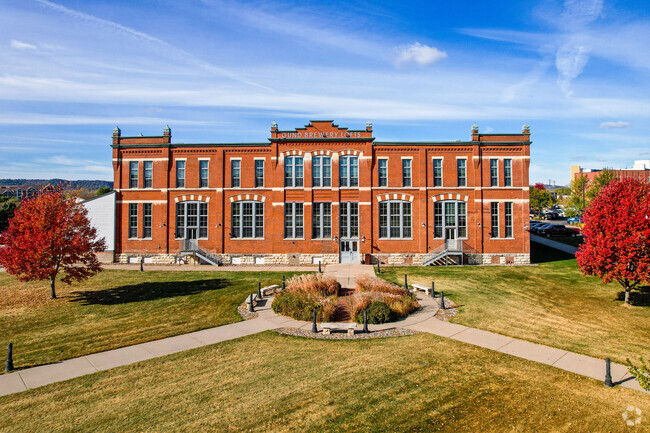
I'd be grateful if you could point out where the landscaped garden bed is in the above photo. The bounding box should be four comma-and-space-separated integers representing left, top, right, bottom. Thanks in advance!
271, 274, 419, 324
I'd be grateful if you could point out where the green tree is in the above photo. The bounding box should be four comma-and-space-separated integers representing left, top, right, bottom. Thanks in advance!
529, 184, 553, 211
0, 199, 19, 232
96, 186, 112, 196
568, 174, 589, 215
586, 169, 617, 201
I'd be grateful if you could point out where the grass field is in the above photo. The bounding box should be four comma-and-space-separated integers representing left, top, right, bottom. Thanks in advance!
1, 332, 648, 432
0, 269, 302, 369
379, 244, 650, 364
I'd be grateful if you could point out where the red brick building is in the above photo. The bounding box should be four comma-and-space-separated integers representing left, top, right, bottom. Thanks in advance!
570, 160, 650, 185
112, 121, 531, 265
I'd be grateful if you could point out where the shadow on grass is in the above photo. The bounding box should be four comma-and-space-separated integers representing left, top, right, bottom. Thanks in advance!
616, 286, 650, 307
70, 279, 228, 305
531, 242, 575, 264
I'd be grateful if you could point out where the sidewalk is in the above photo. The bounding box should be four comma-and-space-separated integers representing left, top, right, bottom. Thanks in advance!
530, 234, 579, 255
1, 278, 645, 397
323, 263, 375, 288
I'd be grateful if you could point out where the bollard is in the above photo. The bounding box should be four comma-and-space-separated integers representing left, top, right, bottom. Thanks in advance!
5, 343, 13, 372
249, 293, 255, 313
404, 274, 408, 291
140, 257, 144, 272
431, 281, 435, 298
318, 261, 322, 273
605, 357, 614, 387
258, 282, 262, 299
377, 260, 381, 273
282, 275, 286, 291
312, 309, 318, 333
363, 310, 368, 333
440, 291, 445, 310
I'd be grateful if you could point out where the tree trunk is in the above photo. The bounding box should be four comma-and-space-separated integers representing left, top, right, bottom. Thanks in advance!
625, 287, 631, 305
50, 275, 57, 299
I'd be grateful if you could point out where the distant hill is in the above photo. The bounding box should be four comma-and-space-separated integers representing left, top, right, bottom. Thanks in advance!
0, 179, 113, 190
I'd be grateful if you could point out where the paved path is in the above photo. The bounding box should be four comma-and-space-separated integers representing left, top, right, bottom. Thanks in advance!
530, 234, 579, 255
323, 263, 375, 288
1, 269, 645, 397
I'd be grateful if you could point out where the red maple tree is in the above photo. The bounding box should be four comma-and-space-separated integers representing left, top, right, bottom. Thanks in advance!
0, 191, 106, 299
576, 178, 650, 305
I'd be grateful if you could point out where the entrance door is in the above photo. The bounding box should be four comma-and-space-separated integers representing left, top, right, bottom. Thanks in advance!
339, 239, 358, 263
445, 228, 457, 250
186, 228, 198, 251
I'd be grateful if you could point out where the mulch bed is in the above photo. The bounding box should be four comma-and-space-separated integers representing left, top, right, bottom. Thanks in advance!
237, 303, 259, 320
274, 327, 418, 340
434, 297, 458, 322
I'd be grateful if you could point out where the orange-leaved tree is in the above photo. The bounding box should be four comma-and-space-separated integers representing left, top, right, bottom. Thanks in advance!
0, 190, 106, 299
576, 178, 650, 305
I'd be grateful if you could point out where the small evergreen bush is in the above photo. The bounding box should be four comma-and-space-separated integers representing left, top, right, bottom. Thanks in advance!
355, 301, 392, 324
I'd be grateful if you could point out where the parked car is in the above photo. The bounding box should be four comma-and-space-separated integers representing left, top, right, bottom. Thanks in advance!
533, 223, 554, 234
567, 216, 582, 224
538, 224, 581, 238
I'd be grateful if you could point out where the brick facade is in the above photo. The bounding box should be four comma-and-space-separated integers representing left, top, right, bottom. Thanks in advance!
112, 121, 531, 265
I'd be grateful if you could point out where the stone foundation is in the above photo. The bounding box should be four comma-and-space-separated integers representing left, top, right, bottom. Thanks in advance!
370, 253, 530, 266
115, 253, 179, 265
220, 253, 339, 266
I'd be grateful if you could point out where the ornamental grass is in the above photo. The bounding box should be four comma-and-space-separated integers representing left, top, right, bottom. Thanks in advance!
351, 276, 419, 323
272, 274, 340, 322
285, 274, 340, 296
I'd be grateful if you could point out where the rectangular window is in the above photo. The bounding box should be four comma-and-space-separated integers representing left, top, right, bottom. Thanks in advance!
231, 201, 263, 239
504, 159, 512, 187
284, 203, 304, 239
143, 203, 152, 238
255, 160, 264, 188
490, 159, 498, 187
312, 156, 331, 187
144, 161, 153, 188
339, 202, 359, 238
434, 202, 443, 238
458, 202, 467, 238
176, 160, 185, 188
491, 202, 499, 238
433, 159, 443, 187
285, 156, 304, 187
200, 160, 209, 188
199, 203, 208, 238
379, 201, 411, 238
129, 161, 138, 189
340, 156, 359, 187
175, 202, 184, 238
231, 160, 241, 188
402, 159, 412, 187
312, 203, 332, 239
378, 159, 387, 187
128, 203, 138, 238
457, 159, 466, 187
505, 202, 513, 238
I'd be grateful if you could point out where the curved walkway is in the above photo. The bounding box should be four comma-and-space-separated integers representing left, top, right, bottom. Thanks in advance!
1, 277, 645, 397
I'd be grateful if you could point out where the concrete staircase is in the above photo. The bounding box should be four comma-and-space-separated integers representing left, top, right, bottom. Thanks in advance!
179, 240, 221, 267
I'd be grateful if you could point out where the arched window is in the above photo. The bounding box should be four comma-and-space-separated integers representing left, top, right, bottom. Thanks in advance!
176, 201, 208, 239
231, 201, 264, 239
379, 200, 411, 239
433, 201, 467, 239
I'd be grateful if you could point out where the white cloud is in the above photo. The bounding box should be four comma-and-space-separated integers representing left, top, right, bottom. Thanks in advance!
600, 121, 631, 129
10, 39, 37, 50
394, 42, 447, 65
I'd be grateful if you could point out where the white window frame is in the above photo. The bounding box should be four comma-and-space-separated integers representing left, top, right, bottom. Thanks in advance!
231, 201, 264, 239
312, 202, 332, 239
433, 200, 467, 239
456, 158, 466, 187
490, 159, 499, 187
284, 156, 304, 187
284, 202, 304, 239
402, 158, 412, 187
490, 202, 499, 238
339, 202, 359, 238
505, 202, 513, 238
379, 200, 412, 239
129, 161, 139, 189
339, 155, 359, 188
378, 158, 388, 187
231, 159, 241, 188
255, 158, 264, 188
175, 160, 186, 188
144, 161, 153, 189
175, 201, 209, 239
312, 156, 332, 187
199, 160, 209, 188
128, 203, 138, 238
432, 157, 443, 187
504, 159, 512, 187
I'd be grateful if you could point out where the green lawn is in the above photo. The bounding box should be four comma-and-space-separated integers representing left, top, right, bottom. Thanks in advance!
379, 244, 650, 364
2, 332, 648, 432
0, 269, 302, 369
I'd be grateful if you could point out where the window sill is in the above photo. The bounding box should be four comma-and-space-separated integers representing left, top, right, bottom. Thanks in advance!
378, 238, 414, 240
489, 237, 515, 240
283, 238, 305, 241
230, 238, 265, 240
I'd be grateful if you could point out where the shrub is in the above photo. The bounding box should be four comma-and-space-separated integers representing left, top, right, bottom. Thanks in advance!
272, 290, 336, 322
286, 274, 340, 296
355, 301, 392, 324
627, 357, 650, 391
355, 275, 407, 296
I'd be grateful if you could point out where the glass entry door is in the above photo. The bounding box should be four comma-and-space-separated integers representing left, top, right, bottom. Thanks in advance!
339, 239, 358, 263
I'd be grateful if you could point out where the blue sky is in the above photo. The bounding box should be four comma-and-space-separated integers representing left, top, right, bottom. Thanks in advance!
1, 0, 649, 184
